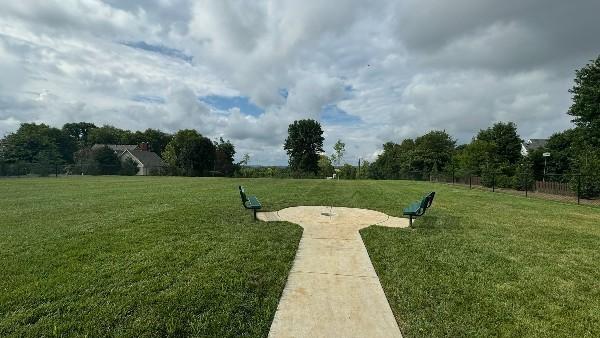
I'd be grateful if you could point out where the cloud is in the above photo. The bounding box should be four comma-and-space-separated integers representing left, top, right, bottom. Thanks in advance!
1, 0, 598, 164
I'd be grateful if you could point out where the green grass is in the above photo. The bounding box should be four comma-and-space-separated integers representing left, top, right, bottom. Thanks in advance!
1, 177, 599, 337
0, 177, 301, 337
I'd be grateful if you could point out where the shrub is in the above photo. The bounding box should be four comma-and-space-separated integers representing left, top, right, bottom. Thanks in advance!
570, 150, 600, 199
120, 158, 139, 176
513, 159, 535, 191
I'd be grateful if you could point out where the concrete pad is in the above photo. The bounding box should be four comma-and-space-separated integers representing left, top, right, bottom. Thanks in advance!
261, 206, 407, 338
257, 211, 282, 222
269, 273, 401, 338
291, 237, 376, 277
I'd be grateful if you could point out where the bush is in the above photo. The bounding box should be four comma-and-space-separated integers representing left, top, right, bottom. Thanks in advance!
92, 147, 121, 175
120, 158, 139, 176
570, 150, 600, 198
513, 159, 535, 191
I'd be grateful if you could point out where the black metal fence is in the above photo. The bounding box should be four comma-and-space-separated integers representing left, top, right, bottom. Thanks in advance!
427, 171, 600, 206
0, 162, 170, 177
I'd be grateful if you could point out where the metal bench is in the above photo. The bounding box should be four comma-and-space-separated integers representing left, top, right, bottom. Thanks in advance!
239, 186, 262, 220
403, 192, 435, 226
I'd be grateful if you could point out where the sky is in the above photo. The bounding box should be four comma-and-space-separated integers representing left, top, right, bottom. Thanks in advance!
1, 1, 599, 165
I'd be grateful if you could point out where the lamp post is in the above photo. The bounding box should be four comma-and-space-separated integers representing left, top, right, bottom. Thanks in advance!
543, 152, 551, 182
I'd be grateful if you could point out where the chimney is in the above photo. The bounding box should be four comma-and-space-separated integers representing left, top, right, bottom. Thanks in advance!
139, 142, 149, 151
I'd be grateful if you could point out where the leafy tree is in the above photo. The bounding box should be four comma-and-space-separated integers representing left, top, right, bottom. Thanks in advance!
88, 125, 128, 145
62, 122, 97, 147
514, 156, 535, 191
2, 123, 64, 164
284, 119, 324, 175
570, 147, 600, 198
214, 138, 236, 176
163, 129, 216, 176
120, 158, 139, 176
318, 154, 334, 177
331, 139, 346, 166
370, 140, 416, 179
476, 122, 522, 166
92, 146, 121, 175
413, 130, 456, 172
357, 160, 370, 179
339, 163, 356, 179
568, 55, 600, 146
456, 139, 495, 176
142, 129, 172, 156
240, 153, 250, 166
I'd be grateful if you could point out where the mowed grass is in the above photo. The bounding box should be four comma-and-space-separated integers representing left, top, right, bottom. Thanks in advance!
0, 177, 302, 337
1, 177, 599, 337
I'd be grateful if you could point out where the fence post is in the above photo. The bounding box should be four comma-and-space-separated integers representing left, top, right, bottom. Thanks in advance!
469, 175, 472, 189
525, 171, 528, 198
492, 172, 496, 192
55, 164, 58, 178
577, 174, 581, 205
452, 164, 455, 184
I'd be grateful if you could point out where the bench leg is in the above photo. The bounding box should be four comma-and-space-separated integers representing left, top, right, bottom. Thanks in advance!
253, 209, 257, 221
409, 215, 413, 227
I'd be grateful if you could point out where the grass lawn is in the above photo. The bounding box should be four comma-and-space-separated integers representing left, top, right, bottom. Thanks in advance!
1, 177, 599, 337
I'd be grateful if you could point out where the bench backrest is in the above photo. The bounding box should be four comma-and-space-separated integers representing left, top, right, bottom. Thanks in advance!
426, 192, 435, 209
239, 186, 248, 204
415, 192, 436, 216
416, 195, 429, 215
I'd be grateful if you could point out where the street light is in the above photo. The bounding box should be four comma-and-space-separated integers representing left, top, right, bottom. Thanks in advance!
543, 152, 550, 181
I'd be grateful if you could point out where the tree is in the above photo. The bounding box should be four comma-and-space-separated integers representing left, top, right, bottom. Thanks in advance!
456, 139, 495, 175
318, 154, 334, 177
331, 139, 346, 167
2, 123, 64, 164
568, 56, 600, 131
476, 122, 522, 166
339, 163, 356, 179
163, 129, 216, 176
413, 130, 456, 172
214, 138, 236, 176
62, 122, 97, 147
370, 140, 415, 179
241, 153, 250, 166
571, 147, 600, 198
92, 146, 121, 175
357, 160, 370, 179
120, 158, 139, 176
284, 119, 324, 174
142, 129, 172, 156
88, 125, 128, 145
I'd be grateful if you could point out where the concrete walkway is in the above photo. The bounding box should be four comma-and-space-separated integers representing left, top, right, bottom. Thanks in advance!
258, 206, 409, 338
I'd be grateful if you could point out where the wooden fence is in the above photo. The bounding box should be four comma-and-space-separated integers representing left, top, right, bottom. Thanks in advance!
535, 180, 574, 196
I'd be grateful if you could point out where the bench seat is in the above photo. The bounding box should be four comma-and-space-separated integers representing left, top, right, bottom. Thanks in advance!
239, 186, 262, 220
245, 196, 262, 209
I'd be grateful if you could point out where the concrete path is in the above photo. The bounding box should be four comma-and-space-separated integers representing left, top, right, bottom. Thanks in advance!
258, 206, 409, 338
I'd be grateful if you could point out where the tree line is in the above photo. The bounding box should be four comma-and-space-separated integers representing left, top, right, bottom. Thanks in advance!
280, 55, 600, 197
0, 123, 237, 177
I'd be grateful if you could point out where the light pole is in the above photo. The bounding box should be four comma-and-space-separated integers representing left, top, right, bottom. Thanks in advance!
543, 152, 550, 182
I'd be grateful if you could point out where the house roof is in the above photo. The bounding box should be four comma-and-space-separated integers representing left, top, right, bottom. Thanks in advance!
523, 139, 548, 151
126, 149, 166, 167
92, 144, 138, 152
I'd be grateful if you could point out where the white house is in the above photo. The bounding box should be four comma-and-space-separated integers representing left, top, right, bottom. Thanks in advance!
521, 139, 548, 156
92, 143, 166, 175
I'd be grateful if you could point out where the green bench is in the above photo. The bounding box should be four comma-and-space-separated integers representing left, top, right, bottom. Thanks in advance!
239, 186, 262, 220
403, 192, 435, 227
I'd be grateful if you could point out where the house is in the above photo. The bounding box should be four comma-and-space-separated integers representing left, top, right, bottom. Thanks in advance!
521, 139, 548, 156
92, 143, 166, 175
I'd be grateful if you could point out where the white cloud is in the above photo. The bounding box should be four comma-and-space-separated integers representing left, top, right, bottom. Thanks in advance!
1, 0, 598, 164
